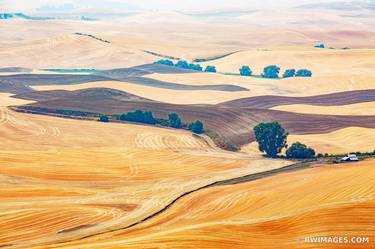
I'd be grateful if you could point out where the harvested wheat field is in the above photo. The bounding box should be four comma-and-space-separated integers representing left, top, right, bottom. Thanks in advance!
26, 159, 375, 249
0, 105, 291, 248
1, 1, 375, 248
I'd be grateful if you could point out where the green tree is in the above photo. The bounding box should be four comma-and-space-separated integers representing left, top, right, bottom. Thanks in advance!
168, 113, 182, 128
314, 43, 325, 48
144, 111, 156, 124
175, 60, 190, 69
286, 142, 316, 159
99, 115, 109, 122
204, 65, 217, 73
295, 69, 312, 77
119, 110, 155, 124
190, 120, 204, 134
262, 65, 280, 79
239, 66, 252, 76
283, 69, 296, 78
253, 121, 288, 157
154, 59, 174, 66
189, 63, 203, 71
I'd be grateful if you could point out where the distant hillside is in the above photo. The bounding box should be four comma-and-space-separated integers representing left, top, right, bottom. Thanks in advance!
298, 1, 375, 11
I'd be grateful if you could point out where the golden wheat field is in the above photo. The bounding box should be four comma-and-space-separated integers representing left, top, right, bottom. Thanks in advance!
26, 160, 375, 249
0, 96, 290, 248
1, 1, 375, 248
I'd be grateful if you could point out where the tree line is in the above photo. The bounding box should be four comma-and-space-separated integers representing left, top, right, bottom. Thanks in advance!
155, 59, 311, 78
240, 65, 312, 78
99, 110, 204, 134
155, 59, 216, 73
254, 122, 375, 160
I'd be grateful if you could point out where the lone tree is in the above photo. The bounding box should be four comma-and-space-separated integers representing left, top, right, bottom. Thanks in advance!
262, 65, 280, 79
168, 113, 182, 128
99, 115, 109, 122
283, 69, 296, 78
205, 65, 217, 73
239, 66, 252, 76
190, 120, 204, 134
296, 69, 312, 77
286, 142, 316, 159
253, 121, 288, 157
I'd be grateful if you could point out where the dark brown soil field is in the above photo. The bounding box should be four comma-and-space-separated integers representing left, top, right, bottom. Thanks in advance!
221, 89, 375, 108
14, 88, 375, 146
0, 64, 247, 94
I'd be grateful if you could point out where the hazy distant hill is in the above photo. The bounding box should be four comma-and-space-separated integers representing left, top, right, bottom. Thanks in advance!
298, 0, 375, 11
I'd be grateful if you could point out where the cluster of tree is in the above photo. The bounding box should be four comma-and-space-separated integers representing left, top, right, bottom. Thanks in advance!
254, 122, 288, 157
99, 110, 204, 134
119, 110, 156, 125
99, 115, 109, 122
262, 65, 280, 79
283, 69, 312, 78
0, 13, 14, 19
283, 69, 296, 78
286, 142, 316, 159
189, 120, 204, 134
239, 66, 252, 76
154, 59, 216, 73
204, 65, 217, 73
253, 121, 316, 159
155, 59, 174, 66
314, 43, 325, 49
238, 65, 312, 78
175, 60, 203, 71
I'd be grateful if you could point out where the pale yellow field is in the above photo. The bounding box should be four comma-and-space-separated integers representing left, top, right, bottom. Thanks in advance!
0, 93, 35, 107
272, 102, 375, 116
31, 81, 253, 105
0, 34, 157, 69
146, 49, 375, 100
30, 159, 375, 249
200, 48, 375, 76
288, 127, 375, 154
